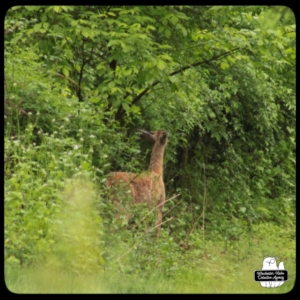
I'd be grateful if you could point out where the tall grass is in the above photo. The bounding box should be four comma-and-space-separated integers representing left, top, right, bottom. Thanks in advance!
6, 250, 295, 293
5, 188, 295, 295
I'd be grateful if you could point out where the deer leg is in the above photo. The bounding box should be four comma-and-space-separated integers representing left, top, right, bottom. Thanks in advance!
155, 209, 162, 240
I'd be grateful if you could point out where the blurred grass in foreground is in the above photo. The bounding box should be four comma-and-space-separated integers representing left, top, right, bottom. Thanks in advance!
6, 253, 295, 293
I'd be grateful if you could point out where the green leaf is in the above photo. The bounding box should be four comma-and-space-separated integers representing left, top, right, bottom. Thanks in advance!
62, 67, 69, 77
53, 6, 61, 13
158, 26, 164, 33
125, 87, 132, 93
122, 102, 130, 112
81, 161, 90, 170
108, 81, 115, 88
220, 62, 229, 70
33, 23, 42, 31
107, 40, 118, 47
124, 69, 132, 76
181, 26, 187, 37
165, 29, 171, 39
11, 6, 22, 11
240, 207, 246, 213
130, 105, 141, 115
170, 82, 179, 92
41, 14, 47, 22
90, 97, 100, 103
208, 110, 216, 118
159, 54, 173, 61
157, 60, 167, 70
43, 22, 49, 29
81, 30, 89, 38
169, 15, 178, 25
111, 87, 122, 94
257, 39, 264, 46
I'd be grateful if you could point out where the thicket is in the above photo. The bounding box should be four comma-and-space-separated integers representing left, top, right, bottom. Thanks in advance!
4, 5, 295, 292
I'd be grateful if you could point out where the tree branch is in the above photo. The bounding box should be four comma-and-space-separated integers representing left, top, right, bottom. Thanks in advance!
277, 46, 294, 66
76, 40, 94, 102
115, 47, 241, 121
170, 47, 240, 77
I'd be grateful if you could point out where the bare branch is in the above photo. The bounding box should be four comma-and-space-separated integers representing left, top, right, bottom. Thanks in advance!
54, 73, 81, 88
115, 217, 174, 262
137, 193, 180, 225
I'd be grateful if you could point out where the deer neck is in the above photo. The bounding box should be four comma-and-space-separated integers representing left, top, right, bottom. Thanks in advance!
149, 143, 165, 176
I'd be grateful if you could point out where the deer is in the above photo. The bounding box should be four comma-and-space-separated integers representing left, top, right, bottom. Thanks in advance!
106, 129, 169, 239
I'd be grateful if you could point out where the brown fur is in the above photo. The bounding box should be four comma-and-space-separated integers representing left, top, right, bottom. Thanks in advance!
106, 130, 168, 238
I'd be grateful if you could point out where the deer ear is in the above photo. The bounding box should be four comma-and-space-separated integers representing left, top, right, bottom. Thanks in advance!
138, 129, 156, 142
160, 131, 168, 145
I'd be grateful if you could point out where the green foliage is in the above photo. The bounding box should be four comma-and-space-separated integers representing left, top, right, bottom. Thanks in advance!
5, 5, 295, 292
46, 179, 104, 274
5, 221, 295, 292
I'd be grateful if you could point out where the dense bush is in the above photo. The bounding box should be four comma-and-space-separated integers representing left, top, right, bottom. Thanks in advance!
5, 5, 295, 292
